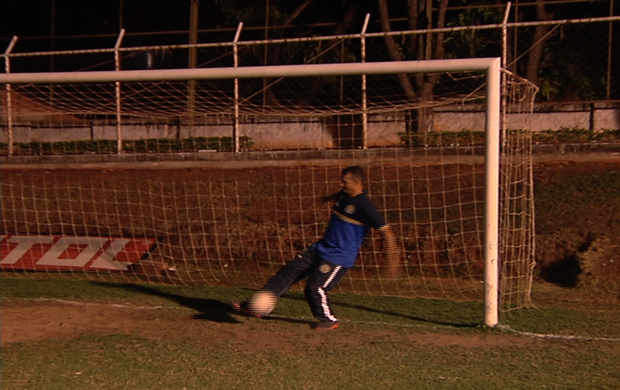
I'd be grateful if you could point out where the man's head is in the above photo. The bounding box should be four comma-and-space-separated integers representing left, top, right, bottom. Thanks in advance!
341, 166, 365, 197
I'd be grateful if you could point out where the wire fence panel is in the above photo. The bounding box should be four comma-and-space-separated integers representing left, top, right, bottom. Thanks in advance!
3, 16, 618, 101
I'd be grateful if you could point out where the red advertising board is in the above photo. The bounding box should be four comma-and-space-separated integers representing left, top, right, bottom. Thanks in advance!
0, 234, 157, 272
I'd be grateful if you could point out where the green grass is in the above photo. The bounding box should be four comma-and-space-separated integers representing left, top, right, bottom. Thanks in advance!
3, 278, 618, 339
2, 277, 619, 390
3, 332, 618, 390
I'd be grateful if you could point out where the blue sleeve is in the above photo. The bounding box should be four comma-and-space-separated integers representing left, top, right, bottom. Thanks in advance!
357, 193, 386, 229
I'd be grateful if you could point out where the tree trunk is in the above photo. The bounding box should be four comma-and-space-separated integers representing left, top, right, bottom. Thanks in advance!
408, 0, 449, 133
526, 0, 553, 86
377, 0, 417, 101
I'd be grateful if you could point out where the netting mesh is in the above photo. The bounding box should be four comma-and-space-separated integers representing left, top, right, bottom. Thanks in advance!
5, 74, 485, 115
1, 67, 537, 316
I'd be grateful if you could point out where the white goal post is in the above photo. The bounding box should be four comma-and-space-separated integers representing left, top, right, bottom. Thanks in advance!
1, 58, 506, 327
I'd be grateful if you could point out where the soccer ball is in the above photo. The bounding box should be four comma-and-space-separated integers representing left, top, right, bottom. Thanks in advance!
248, 290, 277, 317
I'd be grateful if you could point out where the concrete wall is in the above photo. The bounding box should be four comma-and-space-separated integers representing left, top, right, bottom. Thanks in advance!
2, 103, 618, 149
434, 103, 620, 133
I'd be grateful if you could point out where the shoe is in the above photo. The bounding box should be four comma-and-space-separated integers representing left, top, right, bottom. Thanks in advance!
231, 301, 263, 318
315, 321, 340, 331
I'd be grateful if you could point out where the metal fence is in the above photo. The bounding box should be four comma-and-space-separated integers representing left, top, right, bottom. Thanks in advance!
1, 6, 618, 156
2, 10, 618, 102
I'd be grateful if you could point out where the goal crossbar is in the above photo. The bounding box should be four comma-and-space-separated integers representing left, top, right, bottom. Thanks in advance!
1, 57, 502, 327
1, 58, 499, 84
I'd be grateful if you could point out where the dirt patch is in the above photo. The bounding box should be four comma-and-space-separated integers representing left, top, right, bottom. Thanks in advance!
532, 160, 620, 301
0, 300, 536, 350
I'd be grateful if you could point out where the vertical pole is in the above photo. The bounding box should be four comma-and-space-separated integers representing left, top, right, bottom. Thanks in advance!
119, 0, 124, 30
114, 29, 125, 155
50, 0, 55, 71
513, 0, 519, 76
233, 22, 243, 153
502, 2, 511, 71
484, 58, 501, 328
501, 3, 511, 147
188, 0, 199, 137
360, 14, 370, 150
263, 0, 269, 108
4, 36, 18, 157
502, 3, 511, 74
607, 0, 614, 100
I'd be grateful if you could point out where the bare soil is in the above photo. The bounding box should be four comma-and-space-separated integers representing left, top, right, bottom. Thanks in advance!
2, 158, 619, 347
1, 299, 537, 349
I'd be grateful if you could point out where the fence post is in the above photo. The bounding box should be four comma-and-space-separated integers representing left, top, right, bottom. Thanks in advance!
3, 36, 18, 157
501, 2, 511, 148
360, 14, 370, 150
233, 22, 243, 153
114, 29, 125, 154
607, 0, 614, 100
188, 0, 199, 138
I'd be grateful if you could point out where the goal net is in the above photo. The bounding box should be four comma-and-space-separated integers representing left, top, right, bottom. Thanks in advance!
1, 59, 537, 322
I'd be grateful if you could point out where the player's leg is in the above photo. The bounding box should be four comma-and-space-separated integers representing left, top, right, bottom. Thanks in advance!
261, 247, 319, 297
304, 260, 348, 329
232, 247, 319, 316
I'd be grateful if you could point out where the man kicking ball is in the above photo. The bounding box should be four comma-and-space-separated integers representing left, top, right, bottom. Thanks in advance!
233, 166, 401, 330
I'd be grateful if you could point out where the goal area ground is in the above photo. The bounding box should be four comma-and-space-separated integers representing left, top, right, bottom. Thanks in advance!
1, 59, 538, 327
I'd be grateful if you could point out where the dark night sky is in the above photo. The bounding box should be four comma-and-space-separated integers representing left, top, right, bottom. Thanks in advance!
1, 0, 199, 37
1, 0, 617, 53
0, 0, 386, 55
0, 0, 235, 52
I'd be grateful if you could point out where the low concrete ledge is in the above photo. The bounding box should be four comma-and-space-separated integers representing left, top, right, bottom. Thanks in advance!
1, 143, 619, 170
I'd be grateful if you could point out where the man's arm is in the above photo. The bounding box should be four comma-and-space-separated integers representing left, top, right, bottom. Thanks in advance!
378, 225, 402, 279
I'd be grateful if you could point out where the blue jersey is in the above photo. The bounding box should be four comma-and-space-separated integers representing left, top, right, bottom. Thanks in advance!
313, 191, 386, 268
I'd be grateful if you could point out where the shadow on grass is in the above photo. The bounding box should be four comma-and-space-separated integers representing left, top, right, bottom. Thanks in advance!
262, 316, 316, 326
92, 282, 317, 327
91, 282, 477, 329
282, 294, 480, 328
338, 301, 479, 328
92, 282, 241, 324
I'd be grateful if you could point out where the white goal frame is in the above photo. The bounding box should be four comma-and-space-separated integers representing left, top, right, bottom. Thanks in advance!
0, 57, 502, 327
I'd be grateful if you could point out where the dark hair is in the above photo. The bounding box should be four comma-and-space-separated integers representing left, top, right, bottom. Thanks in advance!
341, 166, 365, 182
